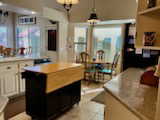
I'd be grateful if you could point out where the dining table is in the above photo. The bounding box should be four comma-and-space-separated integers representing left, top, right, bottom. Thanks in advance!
87, 59, 111, 64
86, 59, 111, 82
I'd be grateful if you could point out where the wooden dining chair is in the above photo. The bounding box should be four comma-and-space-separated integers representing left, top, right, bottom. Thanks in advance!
95, 50, 105, 81
99, 52, 120, 80
96, 50, 105, 60
80, 52, 96, 82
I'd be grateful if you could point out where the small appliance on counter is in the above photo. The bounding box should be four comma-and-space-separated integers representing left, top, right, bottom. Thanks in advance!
34, 58, 52, 65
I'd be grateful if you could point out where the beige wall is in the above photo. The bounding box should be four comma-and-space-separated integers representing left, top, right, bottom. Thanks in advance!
2, 0, 43, 13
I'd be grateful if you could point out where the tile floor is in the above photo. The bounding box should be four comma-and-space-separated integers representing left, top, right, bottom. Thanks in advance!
9, 81, 106, 120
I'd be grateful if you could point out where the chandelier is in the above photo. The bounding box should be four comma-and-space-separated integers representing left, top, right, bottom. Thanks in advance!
56, 0, 80, 12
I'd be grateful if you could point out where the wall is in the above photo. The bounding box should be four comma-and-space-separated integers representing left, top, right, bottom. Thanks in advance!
2, 0, 43, 13
43, 7, 68, 62
7, 12, 14, 48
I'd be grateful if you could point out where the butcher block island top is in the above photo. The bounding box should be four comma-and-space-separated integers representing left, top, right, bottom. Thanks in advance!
24, 63, 84, 93
24, 62, 84, 74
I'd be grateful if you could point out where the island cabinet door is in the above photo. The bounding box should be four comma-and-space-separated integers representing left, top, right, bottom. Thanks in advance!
105, 92, 140, 120
70, 81, 81, 105
59, 85, 71, 110
46, 90, 61, 118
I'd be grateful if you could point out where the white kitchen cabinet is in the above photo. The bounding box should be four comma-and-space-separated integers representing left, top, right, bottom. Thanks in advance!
0, 60, 34, 97
0, 63, 19, 97
19, 61, 34, 93
0, 113, 4, 120
105, 92, 140, 120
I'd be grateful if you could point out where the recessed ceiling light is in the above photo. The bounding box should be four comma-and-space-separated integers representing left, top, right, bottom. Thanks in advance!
0, 2, 3, 6
31, 11, 36, 14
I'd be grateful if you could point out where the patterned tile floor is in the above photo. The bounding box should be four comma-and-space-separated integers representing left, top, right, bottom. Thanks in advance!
9, 81, 106, 120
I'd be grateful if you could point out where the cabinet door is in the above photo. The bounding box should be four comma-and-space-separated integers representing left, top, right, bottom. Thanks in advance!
0, 71, 19, 97
105, 92, 140, 120
19, 76, 25, 93
0, 113, 4, 120
19, 61, 34, 93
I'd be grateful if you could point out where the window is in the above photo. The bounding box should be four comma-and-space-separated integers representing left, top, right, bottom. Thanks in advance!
16, 26, 41, 55
0, 26, 7, 46
93, 26, 122, 62
74, 27, 87, 55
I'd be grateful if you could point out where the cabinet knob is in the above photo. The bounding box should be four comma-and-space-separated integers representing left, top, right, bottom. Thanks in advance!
25, 64, 28, 67
7, 66, 11, 69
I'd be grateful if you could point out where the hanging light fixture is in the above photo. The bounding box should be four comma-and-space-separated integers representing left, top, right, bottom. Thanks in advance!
0, 10, 9, 24
56, 0, 80, 12
88, 0, 100, 25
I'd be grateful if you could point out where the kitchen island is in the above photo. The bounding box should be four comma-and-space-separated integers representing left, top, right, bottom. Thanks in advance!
22, 63, 84, 120
104, 68, 158, 120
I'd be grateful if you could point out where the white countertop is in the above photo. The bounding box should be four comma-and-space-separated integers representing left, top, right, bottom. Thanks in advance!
0, 55, 50, 63
0, 96, 8, 114
104, 68, 158, 120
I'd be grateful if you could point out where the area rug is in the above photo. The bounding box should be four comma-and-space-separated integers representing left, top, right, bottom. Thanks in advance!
91, 91, 105, 105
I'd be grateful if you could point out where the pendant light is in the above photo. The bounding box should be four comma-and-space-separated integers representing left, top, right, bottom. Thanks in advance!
0, 10, 9, 24
88, 0, 100, 25
56, 0, 80, 12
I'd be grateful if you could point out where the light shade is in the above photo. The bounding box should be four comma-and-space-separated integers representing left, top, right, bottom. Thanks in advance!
88, 12, 100, 24
57, 0, 79, 5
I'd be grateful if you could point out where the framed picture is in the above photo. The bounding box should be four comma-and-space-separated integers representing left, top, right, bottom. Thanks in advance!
143, 32, 156, 46
147, 0, 156, 8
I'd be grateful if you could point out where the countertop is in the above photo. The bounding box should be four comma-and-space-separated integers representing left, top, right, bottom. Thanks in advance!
104, 68, 158, 120
0, 96, 8, 114
24, 63, 84, 74
0, 55, 50, 63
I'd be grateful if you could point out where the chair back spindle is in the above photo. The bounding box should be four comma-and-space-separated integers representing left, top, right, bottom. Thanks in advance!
96, 50, 105, 60
111, 52, 120, 72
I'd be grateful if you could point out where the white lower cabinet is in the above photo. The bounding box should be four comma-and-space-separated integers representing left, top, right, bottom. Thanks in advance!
105, 92, 140, 120
0, 113, 4, 120
0, 63, 19, 97
0, 60, 34, 97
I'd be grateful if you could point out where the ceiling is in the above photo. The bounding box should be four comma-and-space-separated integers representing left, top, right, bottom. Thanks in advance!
44, 0, 138, 22
1, 0, 138, 22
